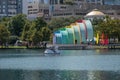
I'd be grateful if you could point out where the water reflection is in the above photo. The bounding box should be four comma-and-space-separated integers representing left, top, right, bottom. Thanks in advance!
61, 49, 120, 56
0, 70, 120, 80
0, 49, 44, 54
95, 49, 120, 55
0, 49, 120, 80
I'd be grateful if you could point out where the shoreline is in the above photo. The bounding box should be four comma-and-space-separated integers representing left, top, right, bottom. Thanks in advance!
0, 46, 46, 49
0, 43, 120, 50
0, 45, 120, 50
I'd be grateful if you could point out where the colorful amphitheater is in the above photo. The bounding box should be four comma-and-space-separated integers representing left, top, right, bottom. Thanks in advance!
53, 20, 94, 44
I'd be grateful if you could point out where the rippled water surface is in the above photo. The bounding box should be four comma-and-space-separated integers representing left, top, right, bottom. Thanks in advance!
0, 49, 120, 80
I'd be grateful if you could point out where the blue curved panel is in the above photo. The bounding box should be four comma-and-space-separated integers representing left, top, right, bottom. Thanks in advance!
56, 33, 62, 44
73, 25, 81, 44
79, 23, 87, 43
54, 31, 62, 44
84, 20, 94, 42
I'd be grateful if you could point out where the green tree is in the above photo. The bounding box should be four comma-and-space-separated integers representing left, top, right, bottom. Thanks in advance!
21, 18, 51, 45
41, 27, 51, 41
48, 18, 65, 31
21, 21, 36, 46
48, 16, 82, 31
95, 17, 120, 40
0, 24, 10, 46
34, 17, 47, 30
9, 36, 19, 45
9, 14, 27, 36
0, 17, 11, 27
21, 21, 31, 41
32, 30, 43, 45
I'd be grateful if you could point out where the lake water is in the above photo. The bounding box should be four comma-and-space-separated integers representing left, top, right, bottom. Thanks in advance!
0, 49, 120, 80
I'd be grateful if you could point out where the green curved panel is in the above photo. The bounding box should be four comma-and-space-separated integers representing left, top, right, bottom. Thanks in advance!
66, 28, 75, 44
60, 30, 68, 44
56, 33, 62, 44
73, 25, 81, 44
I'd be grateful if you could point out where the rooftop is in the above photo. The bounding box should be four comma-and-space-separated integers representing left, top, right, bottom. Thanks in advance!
85, 9, 105, 17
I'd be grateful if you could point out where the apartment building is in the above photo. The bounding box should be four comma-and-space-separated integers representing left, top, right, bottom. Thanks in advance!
0, 0, 22, 18
27, 0, 39, 20
85, 0, 103, 5
26, 0, 64, 20
73, 0, 120, 5
39, 0, 63, 4
50, 0, 60, 4
49, 4, 120, 19
103, 0, 120, 5
0, 0, 119, 20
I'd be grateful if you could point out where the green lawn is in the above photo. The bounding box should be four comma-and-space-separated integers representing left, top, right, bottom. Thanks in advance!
0, 46, 27, 49
0, 46, 46, 49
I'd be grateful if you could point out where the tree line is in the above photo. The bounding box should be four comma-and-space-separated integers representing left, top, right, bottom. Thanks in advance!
0, 14, 81, 47
93, 16, 120, 41
0, 14, 120, 47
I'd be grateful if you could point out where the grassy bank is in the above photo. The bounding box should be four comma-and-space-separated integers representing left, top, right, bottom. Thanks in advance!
0, 46, 27, 49
90, 45, 120, 49
0, 45, 120, 49
0, 46, 46, 49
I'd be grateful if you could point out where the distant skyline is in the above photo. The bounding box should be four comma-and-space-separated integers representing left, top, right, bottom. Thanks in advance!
28, 0, 120, 5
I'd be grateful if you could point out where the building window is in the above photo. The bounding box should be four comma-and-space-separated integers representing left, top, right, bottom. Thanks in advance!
3, 9, 5, 13
117, 13, 120, 15
108, 13, 114, 15
2, 1, 6, 4
3, 5, 6, 8
91, 0, 95, 2
76, 13, 86, 15
28, 6, 33, 8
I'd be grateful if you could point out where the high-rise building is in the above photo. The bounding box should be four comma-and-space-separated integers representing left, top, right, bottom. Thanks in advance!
0, 0, 22, 18
72, 0, 120, 5
50, 0, 63, 4
22, 0, 28, 16
27, 0, 39, 19
39, 0, 63, 4
40, 0, 44, 3
103, 0, 120, 5
66, 0, 103, 5
85, 0, 103, 5
69, 0, 120, 5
